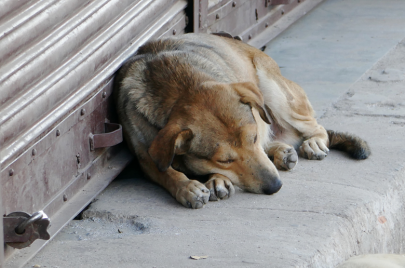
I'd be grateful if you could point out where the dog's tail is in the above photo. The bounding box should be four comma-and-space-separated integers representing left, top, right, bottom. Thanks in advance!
327, 130, 371, 160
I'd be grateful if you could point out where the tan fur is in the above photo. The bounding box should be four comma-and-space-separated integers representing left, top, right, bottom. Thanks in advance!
114, 33, 370, 209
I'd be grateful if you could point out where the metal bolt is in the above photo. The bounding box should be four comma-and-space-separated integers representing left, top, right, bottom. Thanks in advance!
80, 108, 86, 116
232, 2, 236, 7
102, 92, 107, 98
9, 169, 14, 176
172, 29, 176, 35
281, 10, 285, 15
63, 194, 68, 202
248, 34, 252, 39
56, 129, 60, 136
87, 173, 92, 180
265, 23, 269, 28
32, 149, 37, 156
216, 14, 220, 20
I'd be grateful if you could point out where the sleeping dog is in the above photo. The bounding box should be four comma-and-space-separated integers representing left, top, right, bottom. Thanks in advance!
114, 33, 370, 208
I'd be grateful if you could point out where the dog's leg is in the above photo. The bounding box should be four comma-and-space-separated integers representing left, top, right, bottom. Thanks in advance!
252, 53, 329, 161
299, 134, 329, 160
266, 141, 298, 170
205, 174, 235, 201
121, 113, 210, 208
136, 147, 210, 209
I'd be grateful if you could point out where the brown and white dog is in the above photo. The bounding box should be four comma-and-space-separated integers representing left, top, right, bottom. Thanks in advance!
114, 33, 370, 209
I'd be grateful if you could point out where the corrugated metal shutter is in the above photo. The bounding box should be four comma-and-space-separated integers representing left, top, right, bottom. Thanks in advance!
0, 0, 187, 170
0, 0, 187, 266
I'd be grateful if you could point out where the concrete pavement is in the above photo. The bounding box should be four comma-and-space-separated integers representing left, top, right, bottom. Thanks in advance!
265, 0, 405, 116
23, 1, 405, 267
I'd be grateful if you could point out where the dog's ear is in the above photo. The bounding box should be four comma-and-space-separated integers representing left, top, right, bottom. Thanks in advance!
231, 82, 271, 124
148, 124, 194, 172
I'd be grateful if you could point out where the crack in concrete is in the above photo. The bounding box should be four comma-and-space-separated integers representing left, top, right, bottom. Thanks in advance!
245, 207, 347, 219
352, 113, 405, 119
285, 177, 383, 195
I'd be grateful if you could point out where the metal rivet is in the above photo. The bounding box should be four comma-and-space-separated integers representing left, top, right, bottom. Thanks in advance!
56, 130, 60, 136
87, 173, 91, 180
172, 29, 176, 35
102, 92, 107, 98
265, 23, 269, 28
216, 14, 220, 19
248, 34, 252, 39
232, 2, 236, 7
80, 108, 86, 116
281, 10, 285, 15
63, 194, 68, 202
9, 169, 14, 176
32, 149, 37, 156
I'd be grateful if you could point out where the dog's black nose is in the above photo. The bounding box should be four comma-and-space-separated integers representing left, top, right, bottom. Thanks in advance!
262, 179, 282, 195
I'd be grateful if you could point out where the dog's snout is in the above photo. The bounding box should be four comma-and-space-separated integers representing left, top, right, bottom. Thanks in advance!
262, 178, 282, 195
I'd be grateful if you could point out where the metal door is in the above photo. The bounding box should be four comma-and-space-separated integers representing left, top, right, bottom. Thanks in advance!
0, 0, 187, 266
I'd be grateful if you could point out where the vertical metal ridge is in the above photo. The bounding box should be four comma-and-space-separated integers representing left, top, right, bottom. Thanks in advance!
156, 1, 188, 37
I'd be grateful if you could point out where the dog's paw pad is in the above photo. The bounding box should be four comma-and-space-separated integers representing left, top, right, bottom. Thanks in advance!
274, 147, 298, 171
176, 180, 210, 209
205, 174, 235, 201
284, 150, 298, 170
299, 138, 328, 160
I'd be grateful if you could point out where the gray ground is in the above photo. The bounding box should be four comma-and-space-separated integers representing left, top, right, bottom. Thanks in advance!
24, 0, 405, 267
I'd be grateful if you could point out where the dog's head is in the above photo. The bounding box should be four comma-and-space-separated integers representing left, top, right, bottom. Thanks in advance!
148, 82, 282, 195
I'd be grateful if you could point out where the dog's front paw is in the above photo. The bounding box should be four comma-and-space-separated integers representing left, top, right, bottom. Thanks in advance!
205, 174, 235, 201
176, 180, 210, 209
299, 137, 329, 160
273, 147, 298, 170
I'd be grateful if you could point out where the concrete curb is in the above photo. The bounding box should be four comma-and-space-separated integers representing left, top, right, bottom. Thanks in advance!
310, 38, 405, 267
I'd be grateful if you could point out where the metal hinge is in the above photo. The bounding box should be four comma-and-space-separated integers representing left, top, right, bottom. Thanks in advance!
3, 211, 51, 249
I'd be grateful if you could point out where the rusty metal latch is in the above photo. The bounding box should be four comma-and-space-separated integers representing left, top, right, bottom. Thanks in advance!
89, 122, 123, 151
3, 211, 51, 249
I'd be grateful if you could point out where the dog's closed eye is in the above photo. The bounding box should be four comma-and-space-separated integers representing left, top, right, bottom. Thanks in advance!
217, 159, 235, 164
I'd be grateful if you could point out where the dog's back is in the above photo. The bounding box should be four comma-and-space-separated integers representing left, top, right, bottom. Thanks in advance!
120, 34, 257, 84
